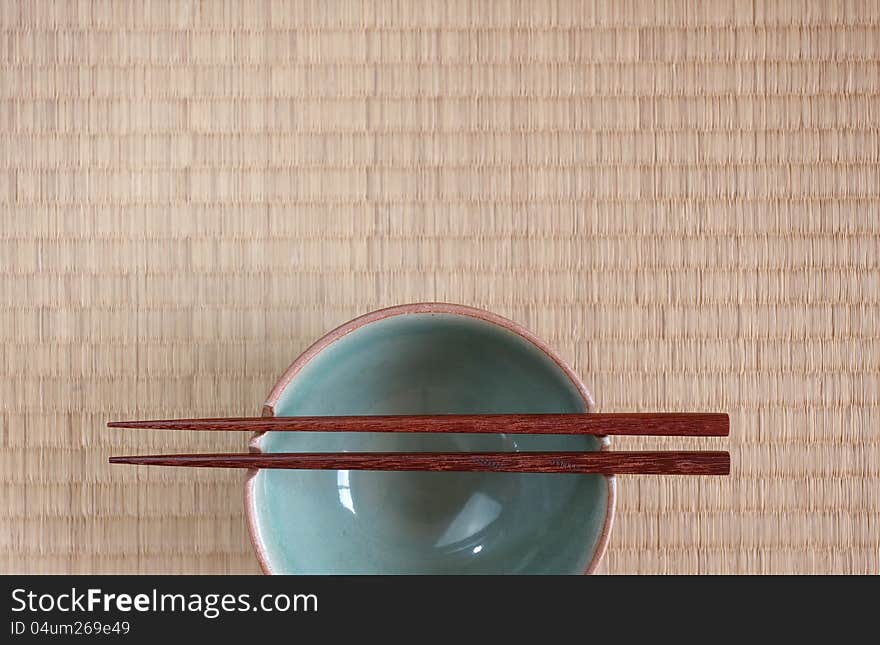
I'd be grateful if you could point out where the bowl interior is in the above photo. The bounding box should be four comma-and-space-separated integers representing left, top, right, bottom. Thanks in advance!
249, 312, 610, 574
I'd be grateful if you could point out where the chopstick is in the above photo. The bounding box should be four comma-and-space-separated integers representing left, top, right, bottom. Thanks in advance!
108, 412, 729, 437
109, 450, 730, 475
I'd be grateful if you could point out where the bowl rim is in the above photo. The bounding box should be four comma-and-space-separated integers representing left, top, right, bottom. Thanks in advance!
245, 302, 616, 575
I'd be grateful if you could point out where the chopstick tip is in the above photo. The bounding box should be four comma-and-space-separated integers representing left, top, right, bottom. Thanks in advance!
109, 456, 139, 465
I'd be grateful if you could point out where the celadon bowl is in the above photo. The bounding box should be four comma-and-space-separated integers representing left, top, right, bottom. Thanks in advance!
245, 303, 615, 574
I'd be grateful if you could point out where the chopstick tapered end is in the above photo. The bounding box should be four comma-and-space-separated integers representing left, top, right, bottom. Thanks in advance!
109, 455, 163, 466
107, 421, 141, 429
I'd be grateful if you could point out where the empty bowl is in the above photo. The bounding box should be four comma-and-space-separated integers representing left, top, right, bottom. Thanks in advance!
245, 303, 615, 574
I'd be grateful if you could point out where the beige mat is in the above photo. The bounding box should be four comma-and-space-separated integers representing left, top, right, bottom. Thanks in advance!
1, 0, 878, 574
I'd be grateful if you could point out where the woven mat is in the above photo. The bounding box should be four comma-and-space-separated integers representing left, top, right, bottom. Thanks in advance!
2, 0, 878, 574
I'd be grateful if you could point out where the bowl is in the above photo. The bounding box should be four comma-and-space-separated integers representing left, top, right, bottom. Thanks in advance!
245, 303, 615, 574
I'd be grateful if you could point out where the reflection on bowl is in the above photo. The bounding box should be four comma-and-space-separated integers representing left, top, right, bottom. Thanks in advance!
246, 303, 615, 574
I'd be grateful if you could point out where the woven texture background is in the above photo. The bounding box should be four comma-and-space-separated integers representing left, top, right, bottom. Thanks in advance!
2, 0, 878, 574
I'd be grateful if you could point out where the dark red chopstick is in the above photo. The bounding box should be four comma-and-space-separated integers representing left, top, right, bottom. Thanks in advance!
108, 413, 729, 437
109, 450, 730, 476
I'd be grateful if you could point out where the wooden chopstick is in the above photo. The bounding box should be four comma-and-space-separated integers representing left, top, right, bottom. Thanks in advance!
109, 451, 730, 475
108, 413, 729, 437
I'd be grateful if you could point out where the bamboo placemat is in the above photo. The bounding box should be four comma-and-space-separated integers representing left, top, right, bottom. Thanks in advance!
1, 0, 878, 574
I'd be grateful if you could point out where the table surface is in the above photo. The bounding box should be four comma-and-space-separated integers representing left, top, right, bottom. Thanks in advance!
1, 0, 878, 574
